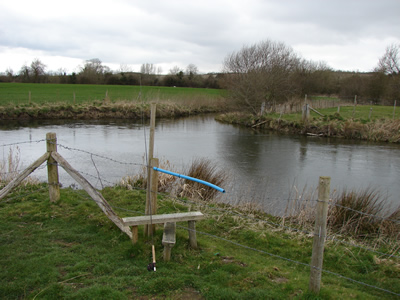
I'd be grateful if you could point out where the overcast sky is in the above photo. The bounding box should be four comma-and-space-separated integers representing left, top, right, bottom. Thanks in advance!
1, 0, 399, 75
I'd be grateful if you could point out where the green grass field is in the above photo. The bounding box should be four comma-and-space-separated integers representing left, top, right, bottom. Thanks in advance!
273, 105, 398, 122
0, 184, 398, 299
0, 83, 225, 106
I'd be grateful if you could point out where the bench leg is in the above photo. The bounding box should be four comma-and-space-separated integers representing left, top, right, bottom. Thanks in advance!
164, 245, 173, 261
162, 222, 176, 261
188, 220, 198, 249
131, 226, 138, 244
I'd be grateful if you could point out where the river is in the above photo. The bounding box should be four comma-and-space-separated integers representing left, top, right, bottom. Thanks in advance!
1, 115, 399, 213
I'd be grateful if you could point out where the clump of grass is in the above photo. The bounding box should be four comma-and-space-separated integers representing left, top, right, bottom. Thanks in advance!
177, 158, 227, 201
328, 188, 388, 237
118, 157, 176, 193
0, 147, 39, 187
283, 185, 400, 243
119, 157, 226, 201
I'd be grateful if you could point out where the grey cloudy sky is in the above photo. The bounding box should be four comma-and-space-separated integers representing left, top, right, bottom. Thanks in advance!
1, 0, 399, 74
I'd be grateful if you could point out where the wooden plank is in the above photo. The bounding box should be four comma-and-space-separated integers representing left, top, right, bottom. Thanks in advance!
122, 211, 204, 226
51, 151, 132, 239
0, 152, 49, 200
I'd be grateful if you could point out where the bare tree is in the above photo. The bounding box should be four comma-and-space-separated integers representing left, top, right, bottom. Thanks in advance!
186, 64, 198, 79
18, 64, 31, 82
223, 39, 301, 114
375, 44, 400, 100
79, 58, 105, 84
140, 63, 156, 75
376, 44, 400, 75
169, 66, 183, 75
30, 58, 47, 82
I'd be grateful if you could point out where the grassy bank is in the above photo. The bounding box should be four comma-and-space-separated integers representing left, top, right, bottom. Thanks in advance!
1, 184, 399, 299
217, 105, 400, 143
0, 83, 227, 120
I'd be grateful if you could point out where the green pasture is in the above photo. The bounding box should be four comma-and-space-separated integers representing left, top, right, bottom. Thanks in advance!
0, 83, 225, 106
273, 105, 398, 122
0, 184, 398, 299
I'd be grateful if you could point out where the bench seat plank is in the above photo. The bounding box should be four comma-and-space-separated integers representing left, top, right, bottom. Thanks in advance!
122, 211, 204, 226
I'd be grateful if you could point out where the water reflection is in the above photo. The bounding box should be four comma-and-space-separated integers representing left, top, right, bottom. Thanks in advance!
1, 115, 399, 212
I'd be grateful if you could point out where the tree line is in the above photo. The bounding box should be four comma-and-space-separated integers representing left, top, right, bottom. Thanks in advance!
0, 41, 399, 110
222, 40, 400, 113
0, 59, 221, 89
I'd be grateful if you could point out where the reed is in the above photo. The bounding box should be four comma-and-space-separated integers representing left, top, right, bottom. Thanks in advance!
0, 146, 39, 187
328, 188, 387, 237
177, 158, 227, 201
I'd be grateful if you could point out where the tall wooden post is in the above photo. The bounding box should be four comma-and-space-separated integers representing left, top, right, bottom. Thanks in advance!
394, 100, 397, 119
145, 103, 157, 236
46, 132, 60, 202
352, 95, 357, 118
302, 104, 310, 123
309, 176, 330, 294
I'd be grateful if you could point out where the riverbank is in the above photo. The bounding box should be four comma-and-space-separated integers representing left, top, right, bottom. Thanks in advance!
216, 107, 400, 143
0, 100, 226, 120
1, 184, 398, 299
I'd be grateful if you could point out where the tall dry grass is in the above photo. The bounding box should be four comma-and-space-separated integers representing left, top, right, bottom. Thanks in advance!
0, 147, 39, 187
119, 157, 227, 201
177, 158, 227, 201
284, 185, 400, 241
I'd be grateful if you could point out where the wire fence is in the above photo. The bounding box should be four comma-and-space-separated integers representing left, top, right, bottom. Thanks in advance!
1, 138, 399, 297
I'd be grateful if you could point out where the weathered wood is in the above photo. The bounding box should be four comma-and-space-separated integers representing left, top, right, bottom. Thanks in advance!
251, 120, 268, 128
131, 226, 138, 244
0, 152, 49, 200
162, 222, 176, 261
51, 151, 132, 239
145, 157, 159, 236
188, 220, 198, 249
309, 106, 324, 117
309, 176, 330, 294
145, 103, 157, 237
46, 132, 60, 202
123, 211, 204, 226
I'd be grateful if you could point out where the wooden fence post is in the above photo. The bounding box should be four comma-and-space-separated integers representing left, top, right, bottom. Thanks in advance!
309, 176, 330, 294
46, 132, 60, 202
302, 104, 310, 123
352, 95, 357, 118
394, 100, 397, 119
145, 103, 157, 237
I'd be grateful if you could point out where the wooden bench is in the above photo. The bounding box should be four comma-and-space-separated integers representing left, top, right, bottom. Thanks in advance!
122, 212, 205, 256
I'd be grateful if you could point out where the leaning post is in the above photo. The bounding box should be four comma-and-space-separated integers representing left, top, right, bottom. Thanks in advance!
46, 132, 60, 202
309, 176, 330, 294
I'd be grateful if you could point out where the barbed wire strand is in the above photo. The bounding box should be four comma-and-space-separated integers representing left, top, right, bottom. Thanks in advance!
2, 176, 399, 296
172, 195, 400, 259
175, 223, 400, 297
0, 139, 47, 148
330, 202, 400, 225
53, 142, 144, 167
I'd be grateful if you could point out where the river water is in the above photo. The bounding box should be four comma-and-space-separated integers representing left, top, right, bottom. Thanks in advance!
1, 115, 399, 213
